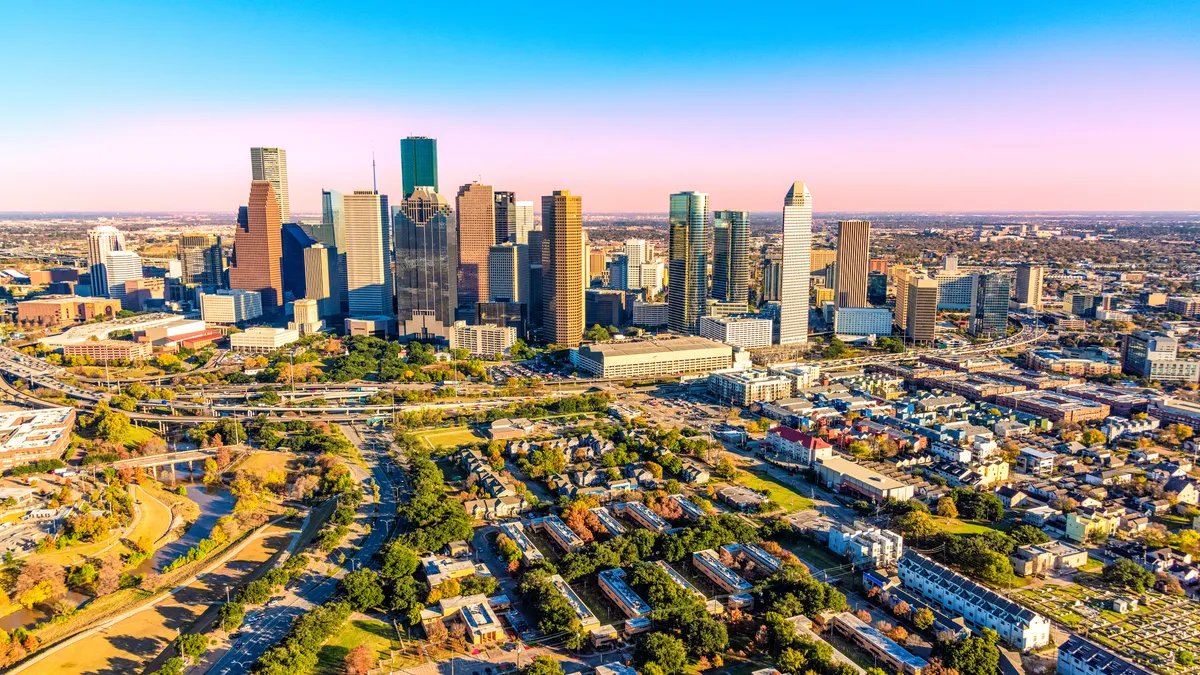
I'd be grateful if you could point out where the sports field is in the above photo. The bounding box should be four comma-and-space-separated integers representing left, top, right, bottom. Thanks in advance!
418, 426, 485, 449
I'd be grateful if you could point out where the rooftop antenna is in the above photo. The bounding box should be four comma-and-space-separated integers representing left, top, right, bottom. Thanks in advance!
372, 152, 378, 193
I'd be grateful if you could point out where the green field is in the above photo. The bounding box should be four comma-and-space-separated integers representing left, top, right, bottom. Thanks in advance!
934, 516, 1001, 534
736, 469, 814, 512
316, 619, 404, 674
418, 426, 486, 449
123, 424, 158, 450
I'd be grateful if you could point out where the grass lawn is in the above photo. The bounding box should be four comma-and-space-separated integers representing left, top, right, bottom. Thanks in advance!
781, 538, 850, 572
735, 470, 814, 512
1081, 557, 1105, 572
122, 424, 158, 450
316, 619, 403, 674
239, 450, 299, 476
934, 516, 1001, 534
418, 426, 485, 449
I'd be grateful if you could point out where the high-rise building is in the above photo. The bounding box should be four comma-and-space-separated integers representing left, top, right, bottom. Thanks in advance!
103, 251, 144, 306
394, 187, 458, 339
291, 298, 324, 336
867, 272, 888, 306
476, 301, 528, 339
762, 254, 782, 303
303, 243, 337, 316
401, 136, 438, 196
607, 254, 629, 291
281, 223, 318, 301
1122, 331, 1200, 383
455, 182, 496, 316
200, 288, 263, 324
541, 190, 584, 347
494, 191, 517, 244
230, 180, 284, 312
638, 261, 664, 298
903, 274, 939, 343
667, 191, 709, 333
970, 272, 1011, 338
250, 147, 290, 224
87, 225, 127, 297
316, 189, 349, 313
834, 219, 871, 309
779, 183, 812, 344
1015, 264, 1044, 310
810, 249, 837, 280
528, 229, 543, 266
712, 210, 749, 304
588, 248, 606, 286
514, 201, 536, 245
341, 191, 392, 318
178, 233, 224, 288
488, 243, 529, 303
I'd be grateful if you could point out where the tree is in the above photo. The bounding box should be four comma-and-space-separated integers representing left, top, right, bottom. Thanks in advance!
1081, 428, 1106, 446
174, 633, 208, 663
936, 497, 958, 519
345, 644, 375, 675
1178, 650, 1195, 667
893, 510, 941, 539
202, 458, 221, 485
520, 656, 565, 675
341, 569, 384, 611
1100, 558, 1155, 593
1008, 524, 1050, 546
778, 647, 807, 674
913, 607, 935, 631
893, 600, 911, 618
934, 632, 1000, 675
1174, 424, 1194, 442
220, 601, 246, 633
637, 633, 689, 675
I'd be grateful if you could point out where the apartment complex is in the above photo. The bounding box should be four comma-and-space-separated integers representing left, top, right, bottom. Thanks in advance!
898, 551, 1050, 650
766, 427, 833, 466
707, 368, 793, 406
449, 321, 516, 358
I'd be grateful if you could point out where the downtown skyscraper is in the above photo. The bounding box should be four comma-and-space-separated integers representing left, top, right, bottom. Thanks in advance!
178, 233, 224, 287
667, 191, 709, 333
494, 191, 516, 243
401, 136, 438, 196
970, 271, 1011, 338
1015, 264, 1044, 310
342, 190, 392, 317
541, 190, 584, 347
456, 182, 496, 315
513, 201, 535, 245
229, 180, 284, 311
87, 225, 127, 297
779, 183, 812, 344
394, 187, 458, 339
712, 210, 749, 304
834, 219, 871, 308
250, 147, 290, 224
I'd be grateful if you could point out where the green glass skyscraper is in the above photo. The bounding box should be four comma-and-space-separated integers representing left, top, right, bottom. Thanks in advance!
401, 136, 438, 197
668, 191, 709, 333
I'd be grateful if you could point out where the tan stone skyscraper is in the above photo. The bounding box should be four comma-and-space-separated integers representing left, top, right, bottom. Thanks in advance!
834, 219, 871, 308
456, 182, 496, 316
250, 147, 290, 224
542, 190, 584, 347
230, 180, 284, 311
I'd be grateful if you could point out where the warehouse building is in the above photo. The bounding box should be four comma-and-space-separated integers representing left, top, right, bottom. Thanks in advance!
816, 456, 915, 502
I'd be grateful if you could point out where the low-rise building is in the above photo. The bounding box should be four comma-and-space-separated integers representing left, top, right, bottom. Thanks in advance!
573, 336, 732, 378
829, 612, 927, 675
708, 368, 793, 406
548, 573, 600, 628
613, 501, 670, 532
898, 551, 1051, 651
1009, 540, 1089, 577
1147, 396, 1200, 433
632, 300, 669, 328
835, 308, 893, 337
17, 296, 122, 327
716, 485, 769, 511
450, 321, 517, 358
698, 316, 774, 348
692, 549, 753, 593
816, 456, 915, 502
419, 594, 504, 644
530, 515, 585, 553
1065, 508, 1123, 543
992, 390, 1111, 424
1016, 448, 1057, 476
0, 407, 76, 470
498, 522, 543, 564
766, 426, 833, 466
721, 543, 782, 576
229, 326, 299, 353
63, 339, 153, 363
828, 525, 904, 568
1057, 635, 1152, 675
598, 568, 651, 618
421, 554, 476, 587
200, 288, 263, 324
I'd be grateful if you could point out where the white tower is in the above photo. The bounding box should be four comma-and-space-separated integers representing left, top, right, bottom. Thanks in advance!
779, 182, 812, 344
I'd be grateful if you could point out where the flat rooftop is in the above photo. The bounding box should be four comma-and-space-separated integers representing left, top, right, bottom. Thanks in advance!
818, 456, 906, 491
577, 336, 730, 358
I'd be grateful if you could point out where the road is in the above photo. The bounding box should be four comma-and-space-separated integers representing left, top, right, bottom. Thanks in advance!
204, 423, 397, 675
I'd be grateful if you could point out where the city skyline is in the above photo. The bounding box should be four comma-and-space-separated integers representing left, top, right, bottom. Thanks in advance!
2, 3, 1197, 213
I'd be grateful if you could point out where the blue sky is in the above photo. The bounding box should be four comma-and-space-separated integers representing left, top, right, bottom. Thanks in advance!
1, 1, 1198, 212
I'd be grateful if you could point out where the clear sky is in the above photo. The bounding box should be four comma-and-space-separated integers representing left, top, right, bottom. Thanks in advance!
2, 1, 1198, 214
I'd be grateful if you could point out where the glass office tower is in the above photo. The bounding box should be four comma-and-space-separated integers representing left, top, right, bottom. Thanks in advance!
667, 191, 709, 333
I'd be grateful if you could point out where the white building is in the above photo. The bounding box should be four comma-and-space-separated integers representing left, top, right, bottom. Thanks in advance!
513, 201, 535, 245
898, 551, 1051, 651
229, 326, 299, 353
488, 243, 529, 303
103, 250, 144, 305
835, 308, 893, 337
87, 225, 127, 297
765, 426, 832, 465
201, 289, 263, 324
633, 300, 669, 327
768, 362, 821, 391
699, 315, 774, 348
935, 270, 975, 309
637, 261, 665, 297
1057, 635, 1152, 675
708, 368, 793, 406
829, 526, 904, 568
450, 321, 516, 358
343, 190, 392, 317
779, 182, 811, 345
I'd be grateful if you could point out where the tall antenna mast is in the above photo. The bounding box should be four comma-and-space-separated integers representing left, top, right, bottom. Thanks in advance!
372, 151, 378, 193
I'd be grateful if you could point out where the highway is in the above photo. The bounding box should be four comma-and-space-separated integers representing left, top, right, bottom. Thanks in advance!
204, 423, 398, 675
